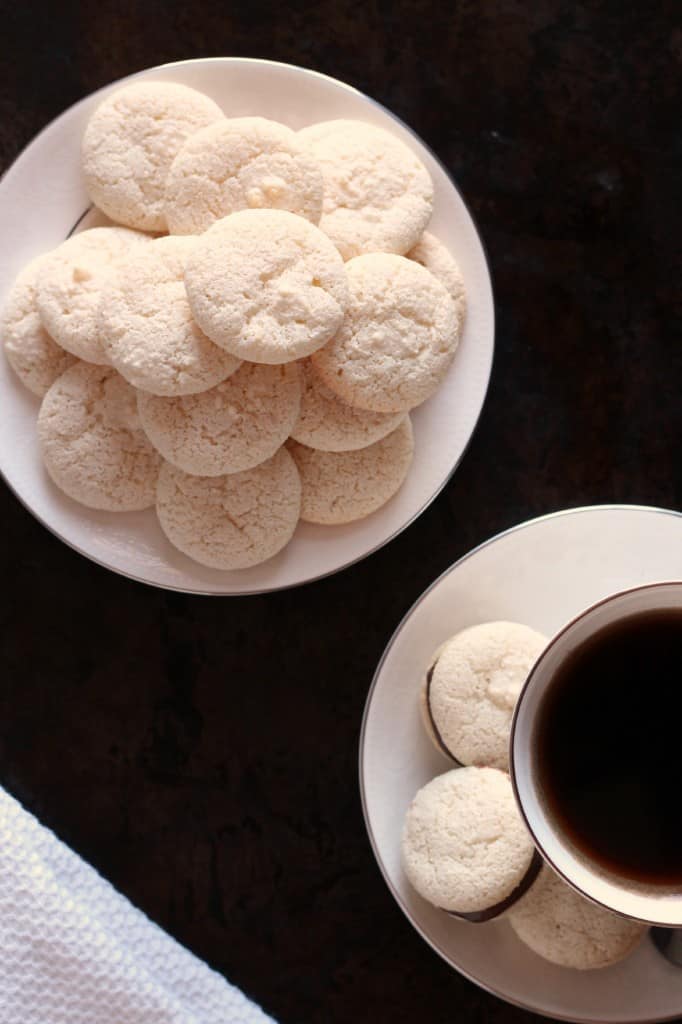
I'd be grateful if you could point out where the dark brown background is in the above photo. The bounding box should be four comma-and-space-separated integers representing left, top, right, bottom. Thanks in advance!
1, 2, 681, 1021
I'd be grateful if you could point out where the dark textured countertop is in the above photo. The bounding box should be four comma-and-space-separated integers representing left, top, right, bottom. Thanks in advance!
1, 3, 680, 1021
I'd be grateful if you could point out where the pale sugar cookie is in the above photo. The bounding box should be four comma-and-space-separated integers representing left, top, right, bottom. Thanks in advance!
407, 232, 467, 329
156, 448, 301, 570
184, 209, 348, 364
37, 227, 151, 364
138, 361, 302, 476
2, 256, 76, 396
100, 235, 241, 396
297, 119, 433, 259
38, 363, 161, 511
421, 621, 548, 770
402, 767, 540, 920
311, 253, 459, 413
509, 868, 646, 969
164, 117, 324, 234
288, 416, 413, 524
81, 81, 224, 231
290, 358, 403, 452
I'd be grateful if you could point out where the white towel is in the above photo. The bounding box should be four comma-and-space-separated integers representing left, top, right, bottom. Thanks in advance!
0, 787, 275, 1023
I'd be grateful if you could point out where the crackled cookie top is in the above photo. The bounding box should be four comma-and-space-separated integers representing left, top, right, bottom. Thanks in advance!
38, 363, 160, 511
100, 235, 241, 396
424, 621, 548, 770
138, 360, 302, 476
290, 358, 403, 452
288, 416, 413, 525
184, 209, 348, 364
298, 119, 433, 259
402, 767, 536, 916
156, 448, 301, 570
407, 232, 467, 330
2, 256, 76, 396
164, 116, 324, 234
311, 253, 459, 413
37, 227, 151, 364
82, 81, 224, 231
509, 868, 646, 969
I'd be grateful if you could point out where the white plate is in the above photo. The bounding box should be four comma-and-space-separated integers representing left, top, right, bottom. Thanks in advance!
360, 505, 682, 1023
0, 58, 494, 595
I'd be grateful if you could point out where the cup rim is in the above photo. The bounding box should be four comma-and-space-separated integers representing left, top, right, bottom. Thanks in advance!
509, 579, 682, 926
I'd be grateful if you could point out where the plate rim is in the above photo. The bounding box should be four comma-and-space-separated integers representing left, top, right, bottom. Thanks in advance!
358, 503, 682, 1024
0, 56, 495, 596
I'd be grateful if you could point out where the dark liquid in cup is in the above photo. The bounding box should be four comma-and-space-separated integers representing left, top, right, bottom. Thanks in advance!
537, 607, 682, 886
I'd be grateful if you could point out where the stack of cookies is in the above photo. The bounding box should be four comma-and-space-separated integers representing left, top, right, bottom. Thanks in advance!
2, 80, 466, 571
402, 622, 647, 969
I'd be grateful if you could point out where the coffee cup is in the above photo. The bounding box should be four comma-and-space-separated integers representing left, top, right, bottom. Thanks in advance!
510, 581, 682, 926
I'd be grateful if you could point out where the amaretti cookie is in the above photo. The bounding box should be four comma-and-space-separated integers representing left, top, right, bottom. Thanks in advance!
421, 621, 548, 770
298, 119, 433, 259
138, 361, 302, 476
184, 209, 349, 364
288, 417, 413, 524
508, 868, 646, 969
407, 232, 467, 330
164, 116, 324, 234
81, 81, 224, 231
2, 257, 76, 396
38, 363, 161, 511
156, 448, 301, 569
311, 253, 459, 413
100, 235, 241, 396
402, 767, 541, 920
290, 358, 403, 452
37, 227, 152, 364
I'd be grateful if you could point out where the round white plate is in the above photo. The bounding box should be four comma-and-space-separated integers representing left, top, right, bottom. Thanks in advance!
360, 505, 682, 1023
0, 58, 494, 595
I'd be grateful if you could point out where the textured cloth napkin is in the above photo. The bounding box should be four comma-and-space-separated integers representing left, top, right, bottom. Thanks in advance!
0, 787, 275, 1023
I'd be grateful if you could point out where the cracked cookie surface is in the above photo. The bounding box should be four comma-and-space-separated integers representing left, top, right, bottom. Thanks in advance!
100, 235, 241, 396
138, 360, 302, 476
424, 621, 548, 770
2, 256, 76, 396
38, 363, 161, 510
509, 868, 646, 969
312, 253, 459, 413
401, 767, 536, 915
81, 81, 223, 231
164, 116, 324, 234
185, 209, 348, 364
37, 227, 152, 364
290, 358, 403, 452
298, 119, 433, 259
288, 416, 413, 524
407, 232, 467, 330
156, 447, 301, 569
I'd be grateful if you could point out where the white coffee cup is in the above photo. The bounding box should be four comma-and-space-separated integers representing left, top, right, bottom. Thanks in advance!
510, 580, 682, 926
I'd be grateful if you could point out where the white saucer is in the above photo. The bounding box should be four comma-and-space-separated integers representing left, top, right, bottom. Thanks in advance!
360, 505, 682, 1023
0, 58, 494, 594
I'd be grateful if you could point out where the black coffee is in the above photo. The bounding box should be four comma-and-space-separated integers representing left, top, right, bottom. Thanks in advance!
537, 607, 682, 887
